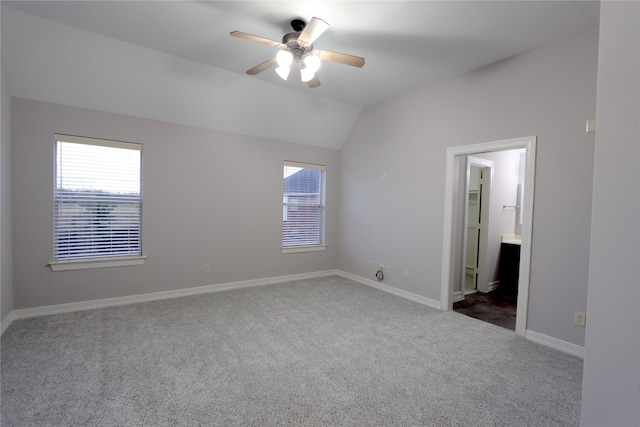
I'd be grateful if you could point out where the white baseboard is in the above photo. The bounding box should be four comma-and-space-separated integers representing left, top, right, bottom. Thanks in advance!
1, 270, 586, 362
453, 291, 464, 303
478, 280, 500, 293
336, 270, 441, 310
4, 270, 337, 329
1, 311, 15, 335
525, 329, 585, 358
338, 270, 584, 359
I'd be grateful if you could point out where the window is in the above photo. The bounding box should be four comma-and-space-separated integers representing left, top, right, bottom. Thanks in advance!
49, 134, 145, 271
282, 161, 326, 253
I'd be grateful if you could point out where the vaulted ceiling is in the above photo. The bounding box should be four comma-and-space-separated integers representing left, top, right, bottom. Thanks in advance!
1, 1, 599, 149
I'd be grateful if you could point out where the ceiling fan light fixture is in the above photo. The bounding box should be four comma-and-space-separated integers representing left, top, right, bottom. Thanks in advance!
276, 50, 293, 67
299, 67, 315, 83
303, 54, 321, 73
275, 65, 291, 80
231, 16, 365, 88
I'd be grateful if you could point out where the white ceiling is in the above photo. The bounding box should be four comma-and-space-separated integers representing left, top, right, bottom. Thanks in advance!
1, 1, 599, 148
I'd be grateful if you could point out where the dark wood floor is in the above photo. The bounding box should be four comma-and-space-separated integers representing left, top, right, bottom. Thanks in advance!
453, 290, 517, 330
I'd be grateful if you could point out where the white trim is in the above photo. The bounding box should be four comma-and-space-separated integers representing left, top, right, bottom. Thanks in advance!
49, 255, 147, 271
483, 280, 500, 293
284, 160, 325, 171
525, 330, 585, 358
281, 244, 327, 254
3, 270, 584, 361
515, 139, 536, 337
1, 311, 15, 335
54, 133, 142, 151
336, 270, 441, 310
441, 136, 536, 338
9, 270, 337, 321
452, 291, 465, 303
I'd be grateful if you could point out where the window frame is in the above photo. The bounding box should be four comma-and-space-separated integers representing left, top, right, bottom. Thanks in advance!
281, 161, 327, 254
48, 134, 146, 271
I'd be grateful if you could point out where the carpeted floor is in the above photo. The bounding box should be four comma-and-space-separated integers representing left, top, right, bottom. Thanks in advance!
1, 276, 583, 426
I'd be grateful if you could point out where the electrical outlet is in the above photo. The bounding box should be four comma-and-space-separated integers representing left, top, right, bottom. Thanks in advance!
404, 270, 409, 278
586, 119, 596, 133
385, 265, 391, 273
574, 311, 586, 326
367, 260, 371, 269
203, 264, 210, 274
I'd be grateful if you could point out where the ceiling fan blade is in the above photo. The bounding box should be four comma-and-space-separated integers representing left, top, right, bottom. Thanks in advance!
246, 57, 278, 75
318, 50, 365, 68
307, 75, 321, 88
297, 17, 329, 47
230, 31, 284, 48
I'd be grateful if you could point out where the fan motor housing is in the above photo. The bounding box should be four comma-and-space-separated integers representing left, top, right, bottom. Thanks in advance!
282, 32, 312, 53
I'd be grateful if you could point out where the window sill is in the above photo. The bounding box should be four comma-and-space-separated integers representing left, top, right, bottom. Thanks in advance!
49, 255, 147, 271
281, 244, 327, 254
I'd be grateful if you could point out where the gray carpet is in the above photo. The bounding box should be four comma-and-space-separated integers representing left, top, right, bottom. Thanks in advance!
1, 276, 583, 426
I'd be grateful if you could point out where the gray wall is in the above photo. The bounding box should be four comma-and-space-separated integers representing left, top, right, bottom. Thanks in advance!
338, 28, 598, 346
10, 98, 339, 309
1, 60, 13, 322
581, 1, 640, 425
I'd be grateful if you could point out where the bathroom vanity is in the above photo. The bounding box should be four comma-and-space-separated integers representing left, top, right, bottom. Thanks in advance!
499, 235, 521, 300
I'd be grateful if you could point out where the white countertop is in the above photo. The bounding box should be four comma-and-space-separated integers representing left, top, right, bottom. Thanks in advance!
501, 234, 522, 245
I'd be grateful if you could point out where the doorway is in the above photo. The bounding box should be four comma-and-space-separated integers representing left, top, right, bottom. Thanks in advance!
440, 136, 536, 337
454, 152, 521, 330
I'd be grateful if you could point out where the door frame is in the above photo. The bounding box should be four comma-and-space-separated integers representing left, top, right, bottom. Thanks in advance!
461, 157, 494, 295
440, 136, 536, 337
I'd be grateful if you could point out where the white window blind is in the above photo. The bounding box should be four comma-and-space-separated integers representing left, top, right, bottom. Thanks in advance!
54, 134, 142, 261
282, 161, 326, 247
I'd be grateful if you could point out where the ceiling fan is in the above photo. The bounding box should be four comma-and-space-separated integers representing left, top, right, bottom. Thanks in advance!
230, 17, 365, 88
